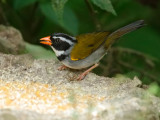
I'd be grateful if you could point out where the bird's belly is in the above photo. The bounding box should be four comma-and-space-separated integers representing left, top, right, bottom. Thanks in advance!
62, 46, 106, 69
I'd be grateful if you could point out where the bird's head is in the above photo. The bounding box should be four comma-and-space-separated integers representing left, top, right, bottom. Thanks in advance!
40, 33, 77, 60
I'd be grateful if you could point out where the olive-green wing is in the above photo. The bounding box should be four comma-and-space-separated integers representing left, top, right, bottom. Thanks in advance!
71, 32, 110, 61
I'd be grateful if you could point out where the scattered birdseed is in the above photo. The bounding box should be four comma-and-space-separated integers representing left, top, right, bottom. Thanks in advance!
0, 80, 105, 116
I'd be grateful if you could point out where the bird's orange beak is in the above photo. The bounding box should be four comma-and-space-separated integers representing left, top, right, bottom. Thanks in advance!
40, 36, 52, 46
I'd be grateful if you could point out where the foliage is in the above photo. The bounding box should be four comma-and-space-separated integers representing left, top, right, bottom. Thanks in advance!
148, 82, 160, 97
91, 0, 116, 15
0, 0, 160, 95
25, 42, 56, 59
13, 0, 38, 10
51, 0, 68, 23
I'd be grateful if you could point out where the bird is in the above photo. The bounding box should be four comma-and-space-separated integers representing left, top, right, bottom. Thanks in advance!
40, 20, 145, 80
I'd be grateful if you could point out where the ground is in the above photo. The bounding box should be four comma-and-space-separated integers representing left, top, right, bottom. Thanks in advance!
0, 53, 159, 120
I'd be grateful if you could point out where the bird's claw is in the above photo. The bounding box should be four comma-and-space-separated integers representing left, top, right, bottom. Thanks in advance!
58, 65, 67, 71
77, 73, 87, 81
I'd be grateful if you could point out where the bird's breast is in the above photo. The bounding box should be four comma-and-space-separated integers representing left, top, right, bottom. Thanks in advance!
61, 45, 107, 69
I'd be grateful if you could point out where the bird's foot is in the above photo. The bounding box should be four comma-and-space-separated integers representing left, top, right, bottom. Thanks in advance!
58, 65, 68, 71
77, 63, 99, 81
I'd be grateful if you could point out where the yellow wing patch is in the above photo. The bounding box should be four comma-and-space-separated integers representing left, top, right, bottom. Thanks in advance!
71, 32, 110, 61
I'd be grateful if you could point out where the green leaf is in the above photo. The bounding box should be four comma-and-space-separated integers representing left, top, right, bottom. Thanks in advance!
1, 0, 6, 3
13, 0, 38, 10
125, 71, 141, 79
25, 42, 56, 59
148, 83, 160, 96
91, 0, 116, 16
51, 0, 68, 24
40, 2, 58, 23
63, 7, 79, 35
40, 2, 78, 35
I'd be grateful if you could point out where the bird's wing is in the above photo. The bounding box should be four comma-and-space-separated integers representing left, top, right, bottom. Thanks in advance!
70, 31, 110, 61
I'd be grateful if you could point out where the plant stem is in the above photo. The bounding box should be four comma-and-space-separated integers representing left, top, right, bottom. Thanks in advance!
118, 59, 158, 82
84, 0, 101, 30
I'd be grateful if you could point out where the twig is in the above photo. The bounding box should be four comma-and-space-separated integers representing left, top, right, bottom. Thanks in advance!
84, 0, 101, 30
118, 59, 158, 82
100, 50, 114, 76
111, 47, 158, 82
98, 47, 159, 83
111, 47, 156, 68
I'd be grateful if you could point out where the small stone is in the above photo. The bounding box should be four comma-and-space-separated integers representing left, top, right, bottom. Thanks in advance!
0, 25, 25, 54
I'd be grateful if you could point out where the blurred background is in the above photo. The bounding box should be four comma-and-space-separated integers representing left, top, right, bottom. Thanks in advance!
0, 0, 160, 96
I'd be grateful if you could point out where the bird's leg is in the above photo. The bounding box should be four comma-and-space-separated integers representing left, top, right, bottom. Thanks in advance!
77, 63, 99, 81
58, 65, 68, 71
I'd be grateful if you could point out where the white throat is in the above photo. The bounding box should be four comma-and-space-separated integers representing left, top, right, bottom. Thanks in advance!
51, 46, 65, 56
50, 45, 74, 57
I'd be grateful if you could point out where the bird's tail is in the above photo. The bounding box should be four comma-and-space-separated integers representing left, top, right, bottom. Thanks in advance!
105, 20, 145, 49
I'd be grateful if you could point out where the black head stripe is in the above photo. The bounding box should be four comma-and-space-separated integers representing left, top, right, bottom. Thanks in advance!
57, 54, 68, 61
53, 33, 77, 43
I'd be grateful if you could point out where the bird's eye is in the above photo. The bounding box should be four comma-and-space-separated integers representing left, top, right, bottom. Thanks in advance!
54, 38, 60, 43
